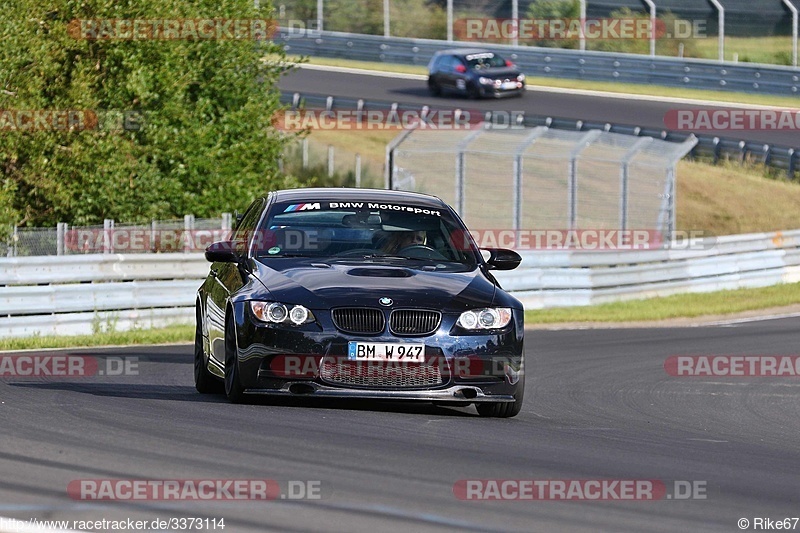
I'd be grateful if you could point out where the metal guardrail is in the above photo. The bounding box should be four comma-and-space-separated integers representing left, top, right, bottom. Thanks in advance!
276, 29, 800, 96
0, 254, 206, 337
495, 229, 800, 309
280, 91, 799, 178
2, 230, 800, 337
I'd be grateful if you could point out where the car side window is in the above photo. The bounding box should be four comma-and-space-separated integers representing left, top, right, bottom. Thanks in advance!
232, 199, 265, 255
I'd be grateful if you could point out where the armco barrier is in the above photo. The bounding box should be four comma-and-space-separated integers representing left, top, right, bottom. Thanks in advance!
1, 230, 799, 337
275, 29, 800, 96
496, 229, 800, 308
0, 254, 207, 338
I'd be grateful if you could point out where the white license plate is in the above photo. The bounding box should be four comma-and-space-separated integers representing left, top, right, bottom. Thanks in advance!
501, 81, 518, 90
347, 341, 425, 361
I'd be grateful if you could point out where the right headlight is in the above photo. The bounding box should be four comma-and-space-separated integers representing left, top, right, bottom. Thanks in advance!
456, 308, 512, 330
250, 301, 315, 326
478, 76, 493, 85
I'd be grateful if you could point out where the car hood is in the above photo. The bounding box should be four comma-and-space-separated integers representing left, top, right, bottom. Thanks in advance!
252, 259, 497, 311
473, 67, 520, 78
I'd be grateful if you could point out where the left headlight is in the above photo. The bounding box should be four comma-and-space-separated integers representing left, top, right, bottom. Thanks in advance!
478, 76, 493, 85
250, 301, 315, 326
517, 73, 525, 81
457, 308, 512, 330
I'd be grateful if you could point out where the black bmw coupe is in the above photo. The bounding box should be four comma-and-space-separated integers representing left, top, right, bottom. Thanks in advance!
195, 188, 525, 417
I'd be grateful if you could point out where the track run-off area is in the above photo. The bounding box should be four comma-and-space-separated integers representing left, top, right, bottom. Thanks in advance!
1, 318, 800, 532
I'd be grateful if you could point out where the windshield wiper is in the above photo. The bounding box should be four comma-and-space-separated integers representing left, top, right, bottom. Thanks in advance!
260, 252, 314, 258
360, 254, 430, 261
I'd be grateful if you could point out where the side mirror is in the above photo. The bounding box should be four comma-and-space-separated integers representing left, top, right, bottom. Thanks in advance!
483, 248, 522, 270
205, 241, 238, 263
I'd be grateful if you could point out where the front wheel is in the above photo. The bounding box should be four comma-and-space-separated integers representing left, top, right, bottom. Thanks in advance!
224, 314, 247, 403
428, 79, 442, 96
476, 379, 524, 418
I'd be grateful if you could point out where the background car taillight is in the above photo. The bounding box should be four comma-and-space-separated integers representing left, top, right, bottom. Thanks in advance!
455, 64, 467, 73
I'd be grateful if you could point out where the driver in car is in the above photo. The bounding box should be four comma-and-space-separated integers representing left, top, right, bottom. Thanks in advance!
377, 230, 426, 254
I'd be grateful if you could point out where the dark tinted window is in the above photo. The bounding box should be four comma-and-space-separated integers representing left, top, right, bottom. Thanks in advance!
257, 201, 478, 265
447, 56, 465, 72
465, 52, 506, 70
233, 198, 265, 255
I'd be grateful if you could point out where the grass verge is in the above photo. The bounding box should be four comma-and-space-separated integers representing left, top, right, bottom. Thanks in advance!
525, 282, 800, 324
693, 36, 794, 66
290, 56, 800, 108
0, 324, 194, 352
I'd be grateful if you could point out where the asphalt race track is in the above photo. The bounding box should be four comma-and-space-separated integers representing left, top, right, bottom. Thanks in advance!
278, 68, 800, 148
2, 318, 800, 532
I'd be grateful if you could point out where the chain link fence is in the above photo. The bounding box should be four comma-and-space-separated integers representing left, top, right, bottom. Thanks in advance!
281, 136, 383, 188
387, 123, 697, 246
1, 215, 234, 257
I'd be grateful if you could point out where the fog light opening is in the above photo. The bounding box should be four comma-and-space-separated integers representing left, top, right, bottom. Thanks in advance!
288, 383, 315, 395
460, 388, 478, 399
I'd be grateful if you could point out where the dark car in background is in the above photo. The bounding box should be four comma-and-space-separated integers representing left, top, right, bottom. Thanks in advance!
427, 48, 525, 98
195, 188, 525, 417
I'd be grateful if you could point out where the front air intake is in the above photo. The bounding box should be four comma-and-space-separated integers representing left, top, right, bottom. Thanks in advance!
331, 308, 385, 335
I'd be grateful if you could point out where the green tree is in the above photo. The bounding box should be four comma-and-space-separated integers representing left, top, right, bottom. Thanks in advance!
0, 0, 299, 227
525, 0, 581, 48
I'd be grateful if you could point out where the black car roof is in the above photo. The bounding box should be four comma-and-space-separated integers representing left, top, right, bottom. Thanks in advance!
269, 188, 448, 209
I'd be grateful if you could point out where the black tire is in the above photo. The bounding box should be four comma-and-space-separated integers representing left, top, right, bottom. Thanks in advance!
224, 313, 247, 404
476, 379, 524, 418
428, 79, 442, 96
194, 302, 222, 394
466, 82, 481, 100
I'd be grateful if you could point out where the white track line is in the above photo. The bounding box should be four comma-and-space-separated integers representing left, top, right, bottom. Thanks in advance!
701, 311, 800, 326
295, 63, 796, 111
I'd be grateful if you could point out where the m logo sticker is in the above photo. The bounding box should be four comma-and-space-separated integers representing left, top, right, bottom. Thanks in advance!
284, 203, 321, 212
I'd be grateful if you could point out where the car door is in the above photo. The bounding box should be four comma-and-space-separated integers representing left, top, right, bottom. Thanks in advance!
206, 198, 266, 366
450, 56, 469, 93
440, 56, 459, 91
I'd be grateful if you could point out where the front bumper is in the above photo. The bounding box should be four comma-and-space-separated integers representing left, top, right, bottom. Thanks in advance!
479, 82, 525, 98
231, 303, 524, 401
245, 382, 515, 402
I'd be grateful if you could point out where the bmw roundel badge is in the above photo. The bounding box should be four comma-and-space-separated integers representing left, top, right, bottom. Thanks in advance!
379, 297, 393, 306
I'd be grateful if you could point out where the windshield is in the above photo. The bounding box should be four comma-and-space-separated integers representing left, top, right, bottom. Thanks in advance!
465, 52, 506, 70
255, 200, 478, 265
